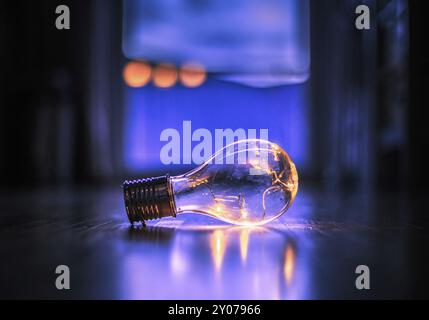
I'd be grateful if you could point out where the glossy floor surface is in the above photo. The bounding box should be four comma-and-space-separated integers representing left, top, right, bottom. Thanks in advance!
1, 185, 428, 299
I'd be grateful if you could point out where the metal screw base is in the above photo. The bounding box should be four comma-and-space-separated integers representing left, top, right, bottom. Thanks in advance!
123, 175, 176, 224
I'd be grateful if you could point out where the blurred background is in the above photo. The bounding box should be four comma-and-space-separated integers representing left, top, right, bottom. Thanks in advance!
1, 0, 429, 299
0, 0, 427, 193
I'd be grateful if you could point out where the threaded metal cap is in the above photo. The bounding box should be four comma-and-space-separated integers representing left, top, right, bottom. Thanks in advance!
123, 175, 176, 224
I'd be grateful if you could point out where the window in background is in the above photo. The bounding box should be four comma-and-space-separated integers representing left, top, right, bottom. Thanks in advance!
122, 0, 310, 174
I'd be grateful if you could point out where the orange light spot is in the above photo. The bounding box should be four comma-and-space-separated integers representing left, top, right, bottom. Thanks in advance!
284, 244, 295, 284
153, 63, 178, 88
210, 230, 226, 273
179, 63, 206, 88
239, 228, 250, 263
123, 61, 151, 88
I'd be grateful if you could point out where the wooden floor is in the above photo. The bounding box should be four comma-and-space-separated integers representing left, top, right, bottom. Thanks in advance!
0, 185, 428, 299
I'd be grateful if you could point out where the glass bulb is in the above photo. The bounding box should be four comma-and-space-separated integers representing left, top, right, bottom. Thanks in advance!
123, 139, 298, 226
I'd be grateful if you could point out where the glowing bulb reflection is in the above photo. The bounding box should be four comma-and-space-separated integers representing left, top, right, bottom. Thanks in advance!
283, 244, 296, 284
239, 228, 250, 263
210, 230, 226, 272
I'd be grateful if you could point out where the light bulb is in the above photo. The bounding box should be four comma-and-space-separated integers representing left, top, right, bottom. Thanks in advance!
123, 139, 298, 226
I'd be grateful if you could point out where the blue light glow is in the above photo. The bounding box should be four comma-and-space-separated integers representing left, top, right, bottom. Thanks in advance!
123, 79, 309, 173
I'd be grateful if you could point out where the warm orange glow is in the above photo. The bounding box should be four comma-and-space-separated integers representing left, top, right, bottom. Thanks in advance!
283, 244, 296, 284
239, 228, 250, 263
179, 63, 206, 88
170, 245, 187, 277
153, 63, 178, 88
123, 61, 151, 87
210, 230, 226, 273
